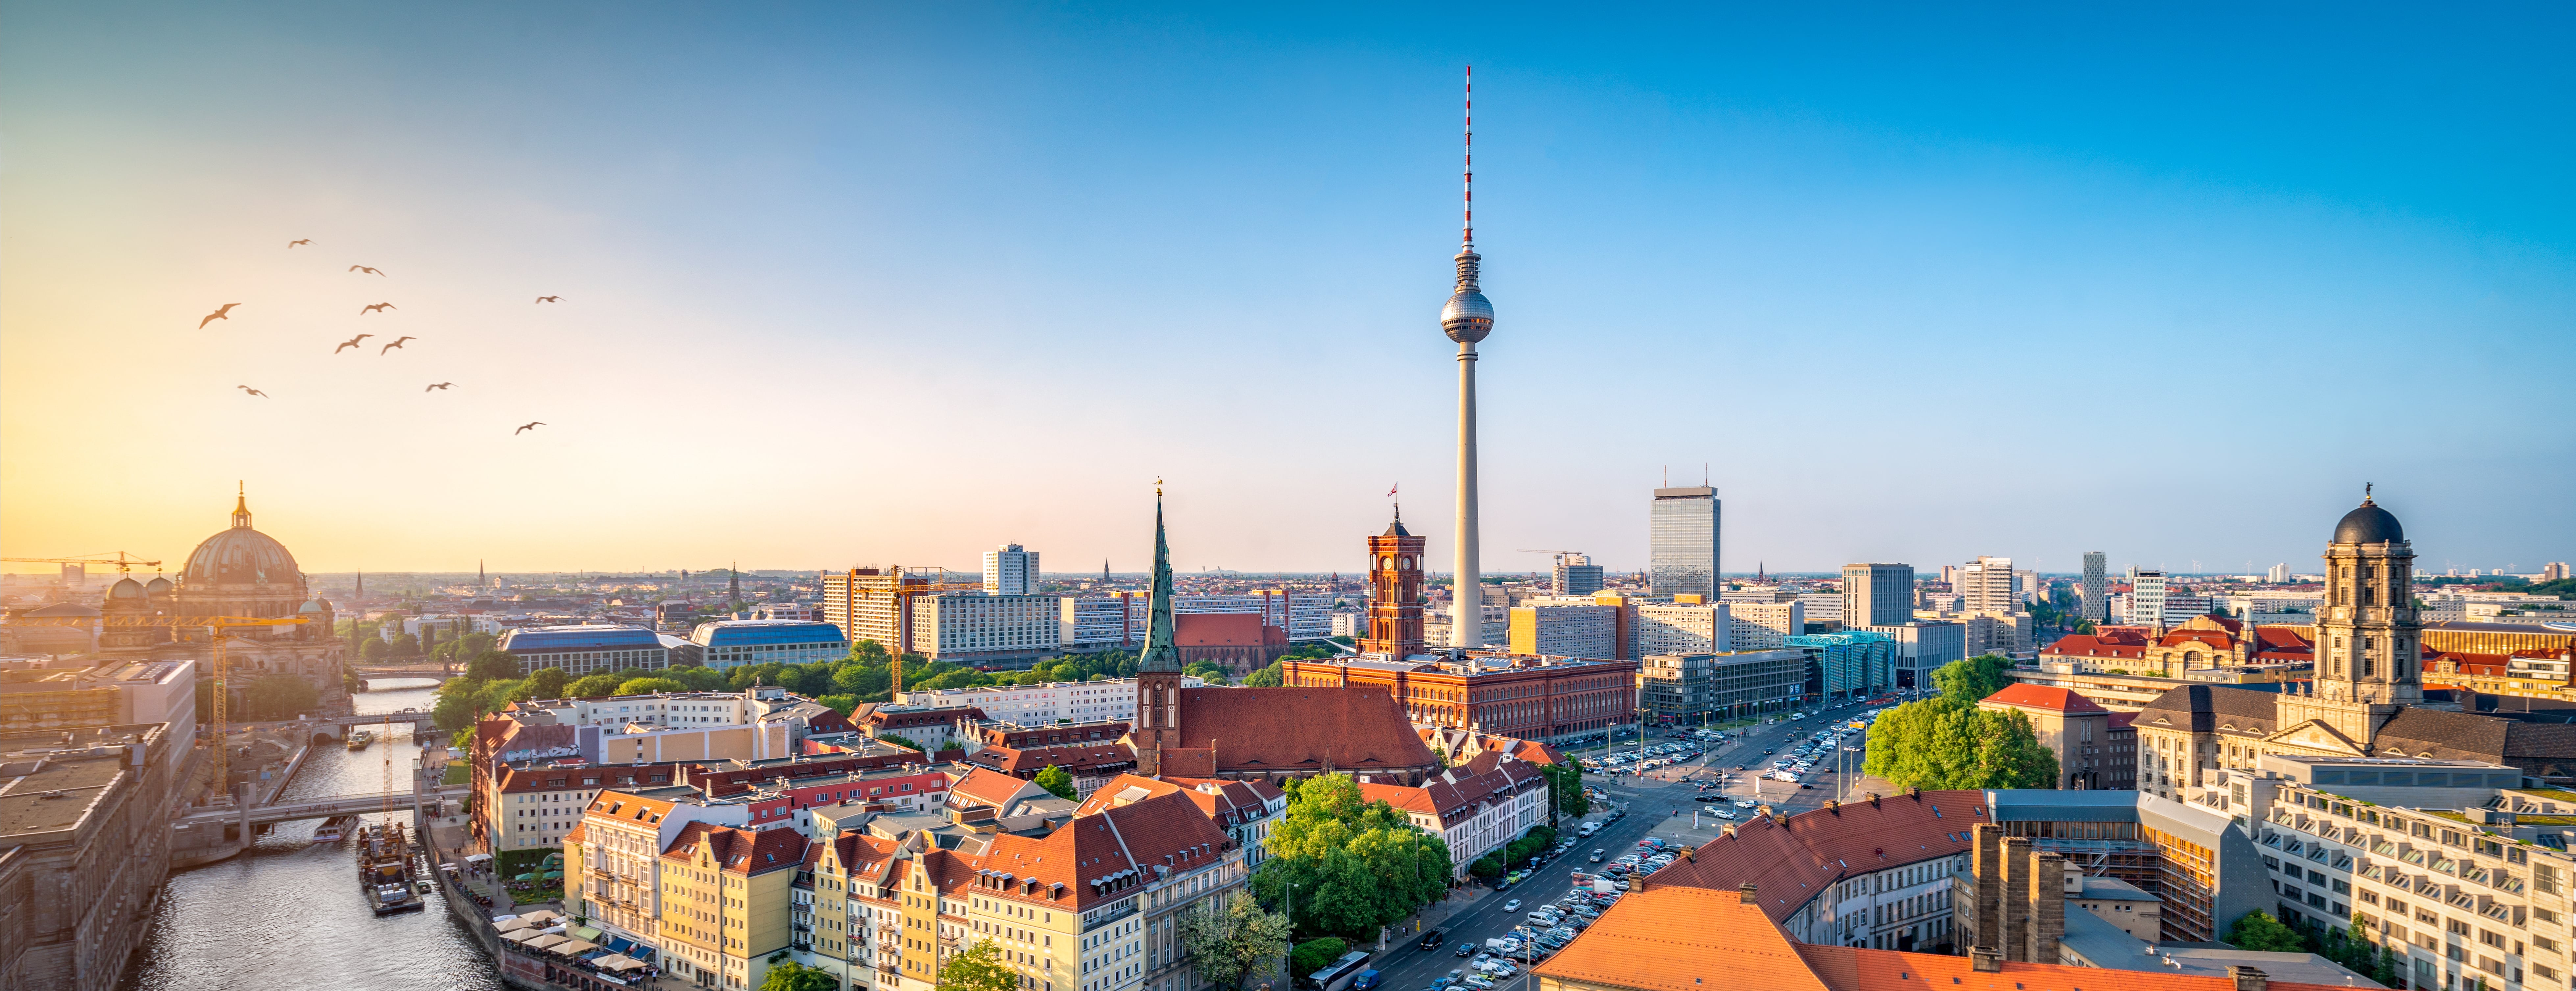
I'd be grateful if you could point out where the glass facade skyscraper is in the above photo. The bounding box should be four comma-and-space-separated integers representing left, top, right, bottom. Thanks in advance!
1649, 486, 1719, 599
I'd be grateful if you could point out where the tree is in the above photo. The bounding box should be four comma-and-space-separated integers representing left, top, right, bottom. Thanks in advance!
1177, 892, 1293, 990
616, 677, 689, 696
1861, 695, 2059, 790
2226, 910, 2308, 953
1288, 937, 1349, 979
522, 667, 570, 700
1034, 765, 1077, 800
1250, 773, 1454, 940
760, 960, 838, 991
1541, 761, 1589, 818
1244, 660, 1285, 687
934, 939, 1019, 991
849, 639, 892, 666
565, 673, 625, 698
814, 694, 861, 715
389, 632, 421, 659
1933, 655, 2017, 706
360, 638, 390, 662
465, 650, 519, 681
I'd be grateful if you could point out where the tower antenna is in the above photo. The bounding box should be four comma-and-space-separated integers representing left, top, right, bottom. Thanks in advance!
1463, 65, 1474, 247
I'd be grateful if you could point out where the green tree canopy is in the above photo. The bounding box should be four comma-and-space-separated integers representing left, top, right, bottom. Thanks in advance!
360, 638, 390, 662
1541, 762, 1589, 818
814, 694, 861, 716
524, 667, 571, 700
877, 733, 926, 752
1250, 773, 1454, 940
933, 940, 1019, 991
1177, 892, 1292, 990
563, 672, 624, 698
238, 674, 320, 721
1288, 937, 1349, 979
1933, 654, 2018, 706
2226, 910, 2308, 952
758, 960, 838, 991
1243, 660, 1285, 687
616, 677, 689, 696
1861, 694, 2058, 790
1034, 765, 1077, 800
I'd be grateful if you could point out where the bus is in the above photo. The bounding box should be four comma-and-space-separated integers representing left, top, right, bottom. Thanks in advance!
1307, 950, 1374, 991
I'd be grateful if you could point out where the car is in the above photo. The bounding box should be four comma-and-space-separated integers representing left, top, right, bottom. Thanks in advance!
1710, 809, 1736, 819
1461, 975, 1497, 989
1614, 879, 1632, 890
1502, 899, 1522, 912
1456, 943, 1477, 957
1419, 929, 1447, 951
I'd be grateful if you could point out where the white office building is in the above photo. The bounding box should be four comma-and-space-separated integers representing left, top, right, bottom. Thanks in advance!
1959, 556, 2018, 613
1727, 600, 1806, 650
2125, 568, 2168, 627
1636, 602, 1732, 656
898, 675, 1203, 725
912, 592, 1059, 662
983, 544, 1038, 596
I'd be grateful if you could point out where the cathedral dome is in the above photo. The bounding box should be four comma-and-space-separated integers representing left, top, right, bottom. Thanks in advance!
182, 490, 302, 586
144, 577, 172, 597
109, 578, 145, 599
299, 597, 332, 614
2333, 498, 2404, 545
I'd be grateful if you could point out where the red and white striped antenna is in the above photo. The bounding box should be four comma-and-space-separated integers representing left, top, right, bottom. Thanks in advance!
1462, 65, 1474, 248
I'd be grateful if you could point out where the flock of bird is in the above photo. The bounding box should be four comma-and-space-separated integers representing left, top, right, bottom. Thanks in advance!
206, 238, 563, 434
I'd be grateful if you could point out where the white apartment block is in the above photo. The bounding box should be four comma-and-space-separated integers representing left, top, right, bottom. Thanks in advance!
2125, 568, 2168, 627
913, 592, 1061, 657
1795, 592, 1845, 624
1125, 591, 1333, 642
1060, 595, 1134, 650
896, 676, 1204, 725
1636, 602, 1734, 656
1727, 600, 1806, 650
1959, 556, 2018, 613
516, 691, 760, 728
1329, 611, 1370, 638
984, 543, 1038, 596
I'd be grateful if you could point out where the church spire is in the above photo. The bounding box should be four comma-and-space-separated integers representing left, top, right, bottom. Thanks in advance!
1137, 482, 1182, 674
231, 481, 253, 529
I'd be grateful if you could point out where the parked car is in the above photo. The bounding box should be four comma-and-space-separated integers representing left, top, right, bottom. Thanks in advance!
1456, 943, 1476, 957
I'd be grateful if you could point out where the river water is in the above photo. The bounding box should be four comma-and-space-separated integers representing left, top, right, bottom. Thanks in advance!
118, 678, 506, 991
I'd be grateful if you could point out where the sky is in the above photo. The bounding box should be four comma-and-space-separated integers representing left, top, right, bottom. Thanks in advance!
2, 3, 2570, 578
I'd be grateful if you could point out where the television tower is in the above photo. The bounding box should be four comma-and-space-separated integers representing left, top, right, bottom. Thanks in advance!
1441, 66, 1495, 649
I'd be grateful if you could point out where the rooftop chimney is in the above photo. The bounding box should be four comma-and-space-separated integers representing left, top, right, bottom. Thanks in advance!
2228, 965, 2269, 991
1970, 947, 2003, 973
1738, 883, 1758, 904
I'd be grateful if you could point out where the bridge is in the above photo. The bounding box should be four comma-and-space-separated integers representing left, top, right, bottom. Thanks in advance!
173, 784, 471, 830
273, 712, 443, 742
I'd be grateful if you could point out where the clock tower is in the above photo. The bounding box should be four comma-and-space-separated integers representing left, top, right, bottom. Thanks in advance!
1360, 512, 1428, 657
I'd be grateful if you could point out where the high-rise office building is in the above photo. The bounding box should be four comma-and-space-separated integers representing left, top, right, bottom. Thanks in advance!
1649, 486, 1719, 599
1551, 553, 1604, 596
2125, 567, 2167, 627
1958, 556, 2017, 613
2267, 562, 2292, 584
983, 543, 1038, 596
2080, 552, 2108, 622
2548, 562, 2571, 582
1840, 563, 1915, 628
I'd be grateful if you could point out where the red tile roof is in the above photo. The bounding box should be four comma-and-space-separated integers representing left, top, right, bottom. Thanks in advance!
1642, 790, 1984, 923
966, 740, 1137, 776
1073, 773, 1281, 829
1978, 683, 2108, 714
1356, 757, 1545, 822
1794, 943, 2355, 991
1530, 886, 1828, 991
661, 821, 807, 876
968, 790, 1232, 910
1148, 686, 1438, 775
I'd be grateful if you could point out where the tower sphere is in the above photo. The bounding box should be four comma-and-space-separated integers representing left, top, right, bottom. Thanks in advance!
1442, 247, 1494, 344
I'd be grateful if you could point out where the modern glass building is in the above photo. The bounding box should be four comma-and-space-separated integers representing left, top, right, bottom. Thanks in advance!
2081, 551, 2108, 622
1784, 630, 1898, 699
1649, 485, 1719, 599
687, 619, 850, 670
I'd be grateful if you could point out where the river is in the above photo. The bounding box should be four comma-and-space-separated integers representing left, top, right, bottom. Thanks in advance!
118, 678, 506, 991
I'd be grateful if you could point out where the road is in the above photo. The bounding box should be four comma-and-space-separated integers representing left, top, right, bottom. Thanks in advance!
1362, 697, 1916, 991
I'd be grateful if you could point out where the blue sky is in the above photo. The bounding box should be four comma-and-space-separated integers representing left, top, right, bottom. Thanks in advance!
2, 3, 2568, 575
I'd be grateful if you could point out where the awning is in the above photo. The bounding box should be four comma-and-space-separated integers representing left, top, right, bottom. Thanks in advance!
553, 939, 600, 956
601, 936, 637, 955
499, 930, 541, 945
574, 926, 604, 942
497, 917, 537, 932
596, 955, 646, 972
523, 933, 568, 950
464, 853, 494, 863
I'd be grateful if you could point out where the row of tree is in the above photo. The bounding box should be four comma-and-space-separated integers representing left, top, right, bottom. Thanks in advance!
1859, 655, 2061, 790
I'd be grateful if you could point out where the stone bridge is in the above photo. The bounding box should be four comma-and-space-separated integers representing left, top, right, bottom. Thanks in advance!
172, 784, 472, 830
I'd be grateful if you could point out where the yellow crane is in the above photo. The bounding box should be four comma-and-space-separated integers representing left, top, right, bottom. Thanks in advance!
842, 565, 981, 697
2, 551, 163, 574
5, 612, 310, 798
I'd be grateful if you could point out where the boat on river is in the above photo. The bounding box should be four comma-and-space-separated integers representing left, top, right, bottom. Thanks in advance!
310, 814, 358, 845
355, 821, 425, 915
346, 731, 375, 752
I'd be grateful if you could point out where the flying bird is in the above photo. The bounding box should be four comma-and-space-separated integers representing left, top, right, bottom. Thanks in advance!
360, 303, 395, 315
425, 382, 453, 392
380, 336, 416, 354
349, 265, 385, 276
334, 333, 374, 353
199, 303, 240, 328
515, 421, 545, 434
535, 296, 561, 304
288, 239, 311, 248
238, 385, 268, 398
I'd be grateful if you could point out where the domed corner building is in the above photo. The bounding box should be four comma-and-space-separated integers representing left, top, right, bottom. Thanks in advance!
144, 489, 351, 706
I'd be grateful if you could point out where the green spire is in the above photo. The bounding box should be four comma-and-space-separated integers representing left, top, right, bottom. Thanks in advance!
1137, 487, 1182, 673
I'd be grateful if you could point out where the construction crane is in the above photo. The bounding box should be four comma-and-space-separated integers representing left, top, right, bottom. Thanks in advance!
3, 551, 163, 574
841, 565, 981, 697
6, 613, 309, 798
